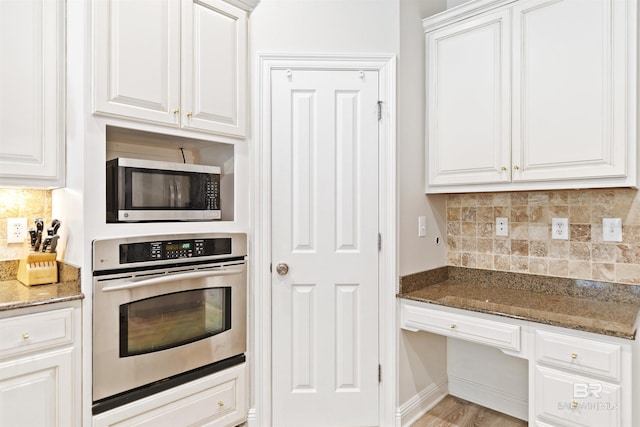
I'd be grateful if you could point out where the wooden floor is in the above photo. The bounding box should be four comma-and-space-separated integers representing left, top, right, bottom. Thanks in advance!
411, 395, 527, 427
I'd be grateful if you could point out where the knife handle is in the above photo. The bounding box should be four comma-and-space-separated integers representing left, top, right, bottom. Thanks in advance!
42, 236, 52, 253
51, 219, 61, 235
28, 229, 37, 247
49, 235, 60, 253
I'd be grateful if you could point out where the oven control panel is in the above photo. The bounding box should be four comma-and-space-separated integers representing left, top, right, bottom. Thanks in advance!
119, 238, 232, 264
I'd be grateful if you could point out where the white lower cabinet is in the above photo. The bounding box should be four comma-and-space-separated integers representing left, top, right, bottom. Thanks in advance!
535, 366, 620, 427
93, 363, 246, 427
533, 329, 632, 427
399, 300, 636, 427
0, 302, 81, 426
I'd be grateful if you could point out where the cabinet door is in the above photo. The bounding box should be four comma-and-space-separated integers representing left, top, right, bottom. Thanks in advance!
535, 365, 620, 427
94, 0, 181, 125
0, 349, 74, 427
0, 0, 64, 187
512, 0, 632, 182
426, 9, 511, 187
181, 0, 247, 137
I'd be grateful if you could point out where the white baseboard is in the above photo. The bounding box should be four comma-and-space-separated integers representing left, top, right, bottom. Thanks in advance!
395, 379, 448, 427
448, 374, 528, 421
246, 408, 257, 427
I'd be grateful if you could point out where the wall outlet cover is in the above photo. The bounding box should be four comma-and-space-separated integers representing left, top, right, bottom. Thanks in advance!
496, 217, 508, 236
552, 218, 569, 240
7, 218, 28, 244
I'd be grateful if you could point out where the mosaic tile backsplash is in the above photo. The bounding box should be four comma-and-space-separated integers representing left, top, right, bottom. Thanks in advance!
0, 189, 52, 261
446, 189, 640, 285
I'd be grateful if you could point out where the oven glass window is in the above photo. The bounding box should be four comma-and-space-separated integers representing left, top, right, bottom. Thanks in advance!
119, 287, 231, 357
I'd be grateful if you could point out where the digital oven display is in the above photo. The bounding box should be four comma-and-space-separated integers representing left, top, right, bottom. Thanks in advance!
165, 242, 191, 251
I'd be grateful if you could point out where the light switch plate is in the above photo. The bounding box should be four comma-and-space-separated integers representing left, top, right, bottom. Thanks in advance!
418, 216, 426, 237
603, 218, 622, 242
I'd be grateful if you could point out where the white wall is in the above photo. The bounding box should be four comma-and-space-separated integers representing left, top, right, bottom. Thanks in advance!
398, 0, 447, 276
250, 0, 399, 54
397, 0, 449, 413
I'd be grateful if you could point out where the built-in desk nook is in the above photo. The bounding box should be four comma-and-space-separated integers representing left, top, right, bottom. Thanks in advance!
398, 267, 640, 427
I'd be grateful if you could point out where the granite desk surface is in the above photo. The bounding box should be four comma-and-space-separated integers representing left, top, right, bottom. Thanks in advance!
398, 267, 640, 340
0, 260, 83, 311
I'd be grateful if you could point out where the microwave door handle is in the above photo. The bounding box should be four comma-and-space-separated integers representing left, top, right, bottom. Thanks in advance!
169, 180, 176, 207
176, 179, 182, 207
100, 269, 244, 292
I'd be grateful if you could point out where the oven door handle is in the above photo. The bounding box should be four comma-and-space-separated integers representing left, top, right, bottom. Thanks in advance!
100, 269, 244, 292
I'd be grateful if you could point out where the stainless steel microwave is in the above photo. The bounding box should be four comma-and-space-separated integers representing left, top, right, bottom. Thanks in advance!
106, 158, 221, 222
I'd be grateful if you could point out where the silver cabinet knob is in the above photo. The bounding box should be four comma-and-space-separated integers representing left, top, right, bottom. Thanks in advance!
276, 263, 289, 275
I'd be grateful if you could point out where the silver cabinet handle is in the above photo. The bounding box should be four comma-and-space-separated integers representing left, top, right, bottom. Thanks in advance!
276, 263, 289, 276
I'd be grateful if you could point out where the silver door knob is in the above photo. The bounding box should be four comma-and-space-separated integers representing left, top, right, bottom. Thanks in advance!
276, 263, 289, 275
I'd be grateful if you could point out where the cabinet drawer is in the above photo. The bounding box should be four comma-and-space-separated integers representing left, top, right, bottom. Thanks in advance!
535, 365, 620, 427
0, 308, 73, 359
401, 302, 520, 351
94, 364, 245, 427
536, 330, 621, 381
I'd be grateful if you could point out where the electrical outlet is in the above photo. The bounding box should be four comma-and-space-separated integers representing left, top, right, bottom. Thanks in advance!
496, 217, 508, 236
552, 218, 569, 240
418, 216, 426, 237
7, 218, 27, 243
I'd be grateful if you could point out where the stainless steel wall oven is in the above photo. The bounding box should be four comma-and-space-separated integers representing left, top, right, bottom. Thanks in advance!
91, 233, 246, 415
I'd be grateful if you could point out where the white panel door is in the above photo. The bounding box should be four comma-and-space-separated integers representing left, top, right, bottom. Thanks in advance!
0, 349, 74, 427
94, 0, 181, 125
512, 0, 630, 182
426, 9, 511, 187
0, 0, 64, 186
181, 0, 247, 137
271, 69, 380, 427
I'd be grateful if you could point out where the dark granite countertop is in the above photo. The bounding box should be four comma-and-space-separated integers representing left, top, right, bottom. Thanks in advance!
398, 267, 640, 340
0, 260, 83, 311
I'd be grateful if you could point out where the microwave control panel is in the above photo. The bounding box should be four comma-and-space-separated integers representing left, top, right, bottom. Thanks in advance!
119, 238, 232, 264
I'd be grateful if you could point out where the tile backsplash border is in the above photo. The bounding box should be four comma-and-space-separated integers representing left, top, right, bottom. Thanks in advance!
446, 188, 640, 286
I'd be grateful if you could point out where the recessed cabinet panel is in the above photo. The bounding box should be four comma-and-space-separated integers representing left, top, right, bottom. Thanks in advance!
427, 10, 511, 186
94, 0, 181, 124
94, 0, 247, 138
0, 0, 64, 186
512, 0, 628, 182
424, 0, 637, 192
182, 0, 247, 136
535, 366, 620, 427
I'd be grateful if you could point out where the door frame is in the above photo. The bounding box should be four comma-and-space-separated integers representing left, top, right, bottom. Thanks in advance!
250, 53, 397, 427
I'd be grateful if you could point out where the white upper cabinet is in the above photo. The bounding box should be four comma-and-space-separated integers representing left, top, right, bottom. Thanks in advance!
94, 0, 181, 126
0, 0, 65, 188
426, 9, 511, 186
94, 0, 248, 138
424, 0, 638, 193
181, 0, 247, 136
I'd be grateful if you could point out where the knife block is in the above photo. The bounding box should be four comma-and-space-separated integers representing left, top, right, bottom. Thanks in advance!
17, 252, 58, 286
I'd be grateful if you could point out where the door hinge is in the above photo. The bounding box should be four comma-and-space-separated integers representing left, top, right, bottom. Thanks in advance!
378, 233, 382, 251
378, 364, 382, 383
377, 101, 383, 120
